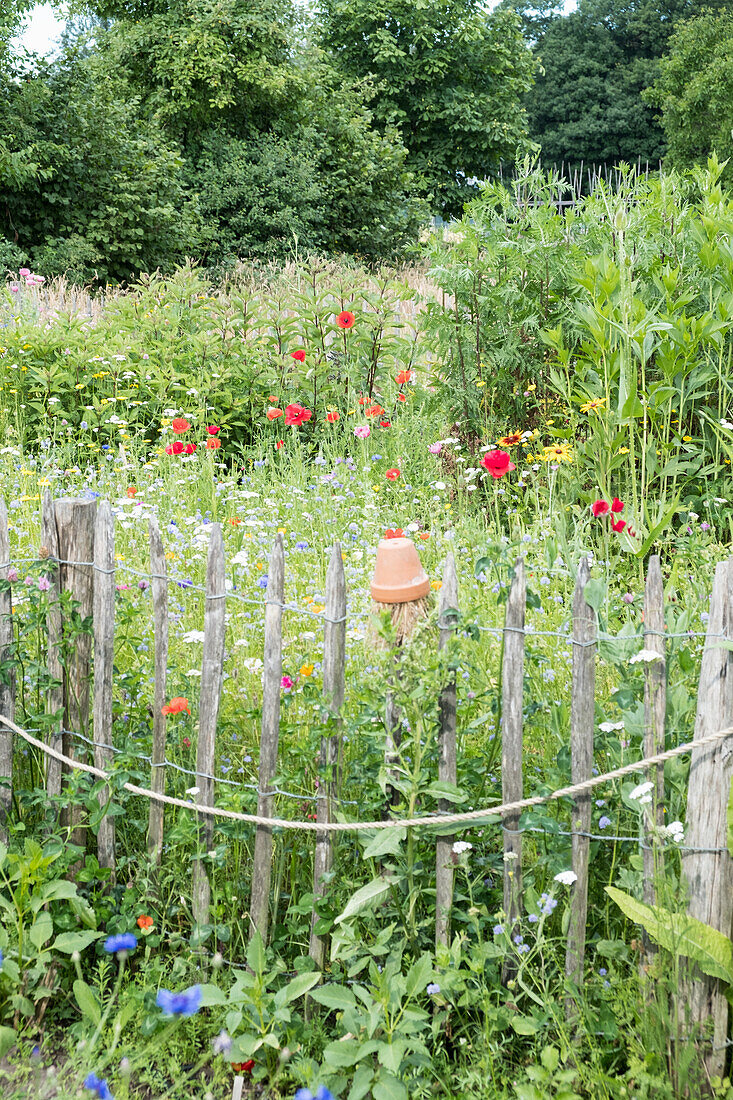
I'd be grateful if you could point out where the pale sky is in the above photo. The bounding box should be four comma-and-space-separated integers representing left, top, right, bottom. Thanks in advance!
13, 3, 67, 56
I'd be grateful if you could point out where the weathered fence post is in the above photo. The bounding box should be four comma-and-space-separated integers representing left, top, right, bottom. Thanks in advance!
565, 557, 596, 1013
309, 543, 346, 969
41, 491, 63, 805
642, 555, 666, 913
54, 498, 96, 852
92, 501, 115, 877
681, 558, 733, 1089
192, 524, 226, 928
502, 559, 526, 966
0, 499, 14, 841
435, 553, 459, 950
147, 516, 169, 864
250, 535, 284, 943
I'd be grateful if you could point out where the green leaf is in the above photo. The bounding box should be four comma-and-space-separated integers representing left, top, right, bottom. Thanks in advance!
73, 980, 102, 1025
361, 828, 406, 860
322, 1038, 363, 1068
29, 912, 53, 950
423, 781, 467, 804
372, 1073, 408, 1100
540, 1045, 560, 1073
282, 971, 321, 1003
582, 578, 606, 613
605, 887, 733, 983
309, 984, 358, 1011
199, 983, 228, 1006
511, 1016, 540, 1035
53, 930, 104, 954
0, 1028, 15, 1059
246, 930, 265, 976
334, 875, 396, 925
405, 954, 433, 998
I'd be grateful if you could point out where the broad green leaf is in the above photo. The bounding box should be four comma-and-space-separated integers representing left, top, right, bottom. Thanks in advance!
199, 983, 228, 1006
423, 781, 467, 804
511, 1016, 540, 1035
334, 876, 396, 925
606, 887, 733, 983
40, 880, 78, 904
541, 1045, 560, 1073
53, 930, 104, 954
246, 930, 265, 976
309, 984, 358, 1011
372, 1072, 408, 1100
347, 1065, 374, 1100
73, 980, 101, 1025
361, 828, 406, 860
582, 579, 606, 613
282, 971, 321, 1003
0, 1028, 15, 1059
29, 912, 53, 950
405, 954, 433, 998
322, 1038, 362, 1068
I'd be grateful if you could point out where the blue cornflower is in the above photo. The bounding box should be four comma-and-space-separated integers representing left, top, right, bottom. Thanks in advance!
493, 924, 504, 935
84, 1073, 114, 1100
426, 983, 440, 995
156, 985, 202, 1016
537, 893, 557, 917
104, 933, 137, 955
598, 816, 611, 830
295, 1089, 335, 1100
599, 967, 607, 976
371, 454, 383, 461
517, 943, 530, 954
295, 541, 309, 550
257, 576, 268, 589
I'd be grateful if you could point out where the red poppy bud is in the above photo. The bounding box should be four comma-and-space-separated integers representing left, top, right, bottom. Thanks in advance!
165, 445, 173, 455
611, 497, 624, 513
276, 440, 284, 450
591, 500, 610, 516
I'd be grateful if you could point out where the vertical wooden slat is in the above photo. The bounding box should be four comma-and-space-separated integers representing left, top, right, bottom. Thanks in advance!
309, 543, 346, 968
192, 524, 226, 927
54, 497, 96, 851
565, 557, 596, 1011
92, 501, 116, 876
0, 499, 14, 840
41, 491, 63, 804
250, 535, 284, 943
147, 516, 169, 864
642, 555, 666, 910
681, 559, 733, 1086
435, 553, 459, 950
501, 559, 526, 949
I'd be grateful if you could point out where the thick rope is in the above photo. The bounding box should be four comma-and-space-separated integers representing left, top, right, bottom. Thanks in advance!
3, 715, 732, 834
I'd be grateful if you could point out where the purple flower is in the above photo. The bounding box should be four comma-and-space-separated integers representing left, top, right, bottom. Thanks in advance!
138, 580, 150, 591
598, 816, 611, 830
84, 1074, 114, 1100
493, 924, 504, 935
599, 967, 607, 976
37, 575, 51, 591
426, 983, 440, 995
104, 933, 137, 954
295, 1089, 335, 1100
156, 985, 202, 1016
6, 568, 18, 584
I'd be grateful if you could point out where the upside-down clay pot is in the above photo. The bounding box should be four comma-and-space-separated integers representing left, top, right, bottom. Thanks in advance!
370, 538, 430, 604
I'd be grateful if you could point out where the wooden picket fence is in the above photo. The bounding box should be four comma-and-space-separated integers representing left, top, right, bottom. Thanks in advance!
0, 493, 731, 1083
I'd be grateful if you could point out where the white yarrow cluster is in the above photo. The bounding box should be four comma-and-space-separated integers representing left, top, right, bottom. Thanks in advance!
629, 781, 654, 805
660, 820, 685, 844
452, 841, 473, 855
629, 649, 664, 665
554, 870, 577, 886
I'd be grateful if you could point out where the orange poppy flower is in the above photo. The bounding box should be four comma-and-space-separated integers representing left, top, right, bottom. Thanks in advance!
171, 418, 190, 433
161, 697, 190, 716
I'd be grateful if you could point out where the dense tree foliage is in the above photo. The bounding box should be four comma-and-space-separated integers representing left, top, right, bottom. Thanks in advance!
318, 0, 536, 218
519, 0, 730, 169
644, 8, 733, 178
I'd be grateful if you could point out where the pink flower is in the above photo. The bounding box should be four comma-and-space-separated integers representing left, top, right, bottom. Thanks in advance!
281, 675, 294, 691
7, 568, 18, 583
354, 426, 370, 439
18, 268, 30, 277
9, 285, 19, 294
37, 575, 51, 592
428, 442, 442, 454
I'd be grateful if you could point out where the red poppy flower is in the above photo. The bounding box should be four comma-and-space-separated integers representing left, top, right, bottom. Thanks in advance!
267, 408, 283, 421
337, 310, 356, 330
395, 370, 412, 385
126, 487, 137, 498
171, 440, 184, 456
365, 404, 384, 418
206, 437, 221, 450
285, 403, 312, 426
612, 519, 627, 533
358, 396, 368, 405
184, 443, 197, 454
326, 411, 339, 423
480, 450, 515, 478
162, 697, 190, 716
385, 528, 404, 539
232, 1061, 255, 1074
418, 532, 430, 540
397, 393, 407, 403
165, 445, 173, 455
171, 418, 190, 433
379, 419, 391, 428
268, 395, 278, 402
611, 497, 624, 513
385, 468, 401, 480
592, 500, 610, 516
206, 425, 220, 435
291, 349, 306, 362
276, 440, 284, 450
137, 914, 154, 931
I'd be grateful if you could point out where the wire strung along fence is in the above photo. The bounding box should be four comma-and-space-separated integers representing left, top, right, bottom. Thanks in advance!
494, 159, 663, 213
0, 494, 731, 1087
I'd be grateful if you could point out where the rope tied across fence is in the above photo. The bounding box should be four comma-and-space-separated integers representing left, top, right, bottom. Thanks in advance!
3, 713, 731, 834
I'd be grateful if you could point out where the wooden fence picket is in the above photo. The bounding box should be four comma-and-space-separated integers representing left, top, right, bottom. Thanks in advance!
192, 524, 226, 927
642, 555, 666, 913
250, 534, 284, 943
565, 557, 596, 1013
501, 559, 526, 960
681, 558, 733, 1088
92, 501, 116, 877
309, 543, 347, 969
147, 516, 169, 864
54, 497, 96, 854
0, 499, 13, 841
435, 553, 458, 949
41, 491, 63, 805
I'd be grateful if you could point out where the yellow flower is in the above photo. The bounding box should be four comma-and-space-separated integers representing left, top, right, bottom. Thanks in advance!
579, 397, 606, 414
476, 379, 486, 388
541, 443, 573, 463
38, 478, 50, 486
300, 664, 314, 677
115, 554, 125, 562
277, 526, 287, 534
618, 447, 630, 454
682, 436, 692, 442
431, 580, 442, 591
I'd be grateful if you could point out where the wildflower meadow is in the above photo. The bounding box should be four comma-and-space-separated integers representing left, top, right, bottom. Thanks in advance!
0, 161, 731, 1100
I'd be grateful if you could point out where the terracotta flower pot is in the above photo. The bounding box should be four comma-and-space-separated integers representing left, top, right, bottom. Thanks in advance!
370, 538, 430, 604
